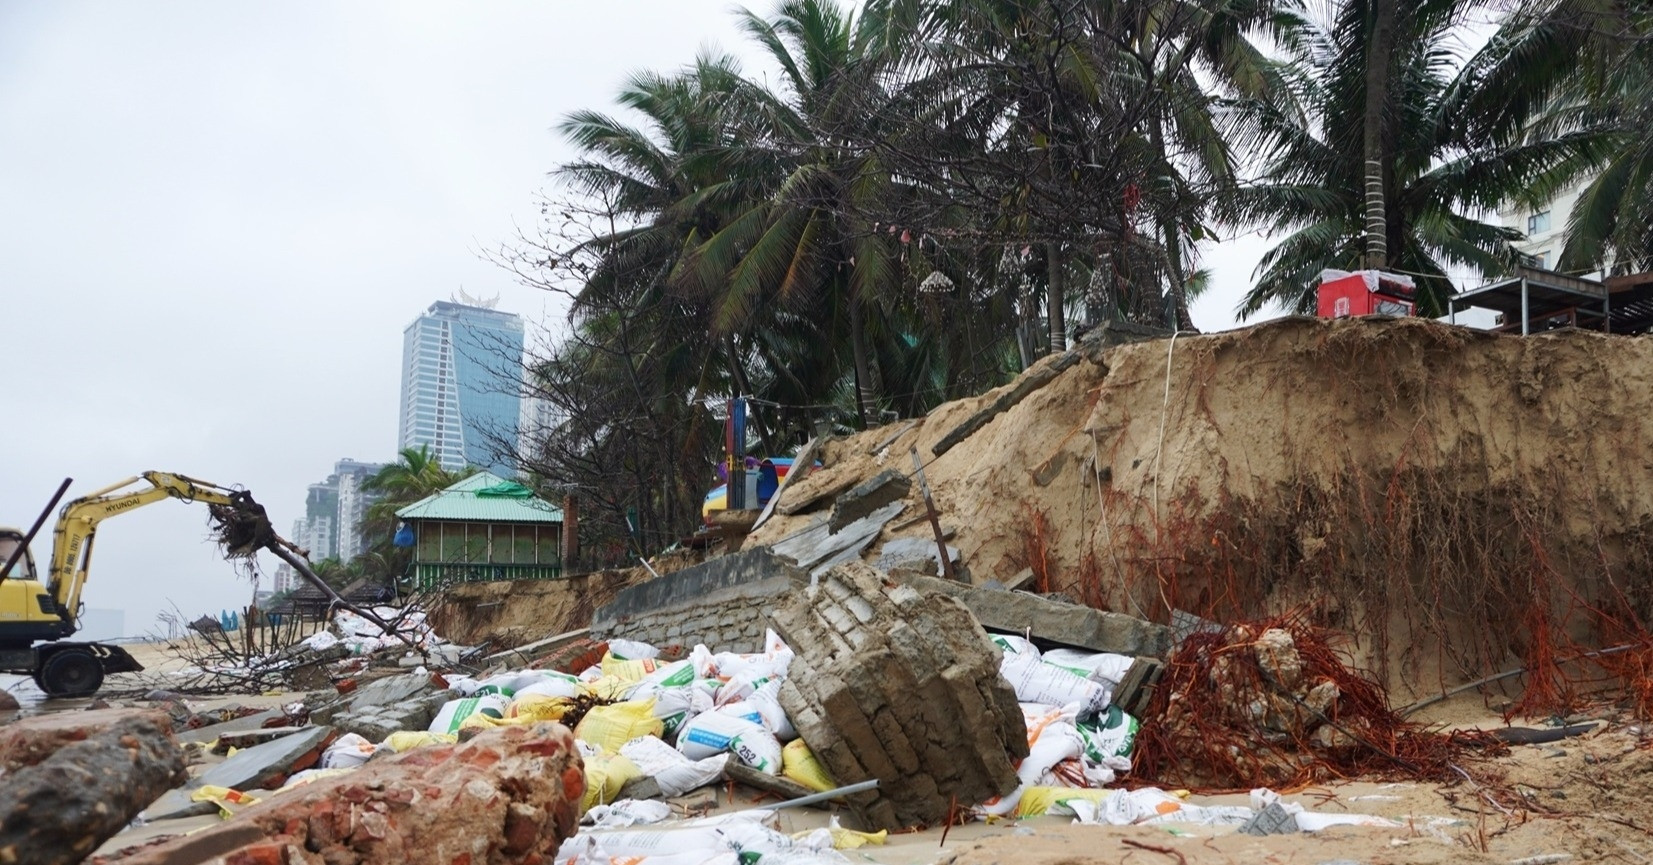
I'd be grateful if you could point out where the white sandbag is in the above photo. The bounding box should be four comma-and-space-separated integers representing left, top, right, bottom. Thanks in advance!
637, 659, 696, 690
515, 675, 582, 701
470, 672, 522, 697
1076, 705, 1140, 762
320, 732, 377, 769
583, 798, 674, 829
714, 699, 767, 729
428, 695, 508, 734
990, 634, 1040, 657
691, 644, 718, 678
979, 704, 1083, 816
577, 664, 604, 682
444, 675, 481, 697
677, 712, 767, 760
630, 683, 704, 739
1070, 787, 1254, 827
1041, 648, 1135, 687
999, 651, 1109, 717
607, 638, 661, 661
729, 725, 783, 775
620, 736, 729, 797
559, 828, 732, 862
746, 679, 797, 741
508, 669, 580, 692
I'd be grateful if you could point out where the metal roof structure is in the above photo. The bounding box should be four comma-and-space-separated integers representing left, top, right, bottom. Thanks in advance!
395, 472, 563, 523
1449, 265, 1611, 334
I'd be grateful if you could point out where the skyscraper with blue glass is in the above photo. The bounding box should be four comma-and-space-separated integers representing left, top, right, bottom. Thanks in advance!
397, 298, 525, 476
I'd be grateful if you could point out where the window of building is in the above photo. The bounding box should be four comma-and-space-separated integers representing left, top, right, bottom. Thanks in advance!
1528, 210, 1552, 235
1533, 251, 1550, 270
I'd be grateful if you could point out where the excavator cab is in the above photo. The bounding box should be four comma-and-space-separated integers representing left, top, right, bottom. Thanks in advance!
0, 527, 66, 641
0, 530, 37, 582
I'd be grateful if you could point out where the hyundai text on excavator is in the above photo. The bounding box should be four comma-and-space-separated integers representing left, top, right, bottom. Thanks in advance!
0, 472, 259, 698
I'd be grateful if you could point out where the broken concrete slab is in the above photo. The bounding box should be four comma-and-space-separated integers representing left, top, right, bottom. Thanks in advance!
310, 670, 437, 725
172, 708, 287, 745
481, 628, 590, 669
211, 727, 308, 754
110, 724, 583, 865
774, 562, 1026, 832
771, 501, 906, 576
617, 773, 663, 802
897, 572, 1173, 658
829, 469, 911, 533
931, 350, 1082, 458
0, 713, 185, 865
335, 691, 450, 742
775, 468, 862, 517
875, 536, 960, 576
141, 725, 334, 821
0, 708, 172, 770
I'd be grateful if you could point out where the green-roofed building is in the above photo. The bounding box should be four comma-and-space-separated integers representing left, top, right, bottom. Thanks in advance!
396, 472, 564, 589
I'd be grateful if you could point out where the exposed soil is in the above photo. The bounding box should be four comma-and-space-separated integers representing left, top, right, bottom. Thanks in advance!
746, 317, 1653, 703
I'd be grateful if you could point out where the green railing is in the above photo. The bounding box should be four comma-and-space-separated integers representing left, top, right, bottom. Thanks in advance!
413, 562, 564, 590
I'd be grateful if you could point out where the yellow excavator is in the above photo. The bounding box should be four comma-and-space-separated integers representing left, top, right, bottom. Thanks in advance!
0, 472, 255, 698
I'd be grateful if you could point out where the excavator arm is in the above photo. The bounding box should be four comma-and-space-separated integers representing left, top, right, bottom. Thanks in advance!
47, 472, 244, 626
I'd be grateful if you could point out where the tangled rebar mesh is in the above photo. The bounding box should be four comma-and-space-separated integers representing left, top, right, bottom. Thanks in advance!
1133, 611, 1498, 791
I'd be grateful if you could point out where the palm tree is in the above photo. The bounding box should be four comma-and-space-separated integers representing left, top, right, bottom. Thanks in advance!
674, 0, 912, 426
1227, 0, 1594, 316
1466, 0, 1653, 274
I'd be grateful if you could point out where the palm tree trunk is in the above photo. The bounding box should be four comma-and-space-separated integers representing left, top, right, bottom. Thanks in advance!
1362, 0, 1397, 270
1046, 242, 1067, 352
850, 290, 874, 428
1146, 111, 1196, 332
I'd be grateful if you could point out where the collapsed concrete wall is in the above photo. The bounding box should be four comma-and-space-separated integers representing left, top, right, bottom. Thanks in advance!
589, 548, 805, 652
774, 563, 1027, 831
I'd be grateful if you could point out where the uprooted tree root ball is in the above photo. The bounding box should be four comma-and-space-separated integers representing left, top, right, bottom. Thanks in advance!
207, 491, 278, 558
1133, 613, 1508, 791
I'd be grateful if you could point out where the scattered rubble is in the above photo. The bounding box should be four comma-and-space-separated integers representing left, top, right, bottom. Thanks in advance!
105, 724, 583, 865
141, 723, 334, 820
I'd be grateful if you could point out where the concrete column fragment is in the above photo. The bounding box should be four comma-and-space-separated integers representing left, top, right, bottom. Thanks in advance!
0, 713, 186, 865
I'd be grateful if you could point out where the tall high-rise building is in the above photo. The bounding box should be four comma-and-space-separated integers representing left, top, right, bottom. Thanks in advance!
398, 296, 525, 476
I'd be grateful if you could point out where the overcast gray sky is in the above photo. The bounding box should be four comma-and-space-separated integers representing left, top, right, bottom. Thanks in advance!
0, 1, 1267, 635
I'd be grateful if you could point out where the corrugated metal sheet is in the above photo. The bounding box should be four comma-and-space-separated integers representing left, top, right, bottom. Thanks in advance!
396, 471, 564, 523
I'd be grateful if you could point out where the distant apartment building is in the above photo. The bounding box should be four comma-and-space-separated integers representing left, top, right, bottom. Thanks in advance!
271, 562, 297, 594
334, 459, 385, 560
1499, 178, 1607, 277
290, 458, 387, 564
398, 295, 525, 476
